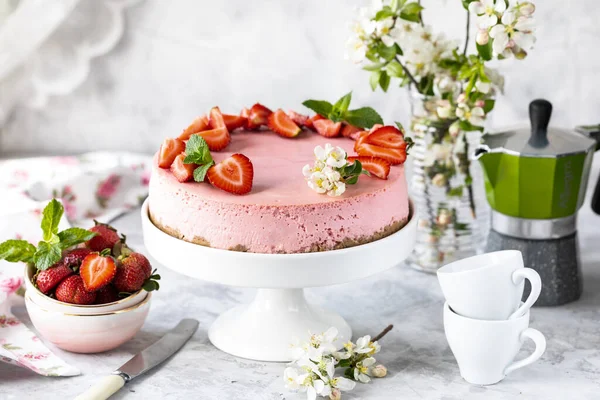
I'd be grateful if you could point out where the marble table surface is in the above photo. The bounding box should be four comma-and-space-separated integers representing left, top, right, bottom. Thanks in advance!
2, 192, 600, 399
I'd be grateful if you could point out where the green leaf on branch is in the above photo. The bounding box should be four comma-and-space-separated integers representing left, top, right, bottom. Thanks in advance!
33, 241, 62, 271
363, 62, 385, 72
476, 41, 493, 61
483, 99, 496, 113
400, 2, 423, 22
302, 100, 333, 117
385, 60, 405, 78
379, 70, 391, 92
41, 199, 63, 242
462, 0, 477, 10
377, 43, 397, 61
375, 8, 395, 20
57, 228, 97, 249
0, 240, 36, 263
345, 107, 384, 129
370, 70, 382, 91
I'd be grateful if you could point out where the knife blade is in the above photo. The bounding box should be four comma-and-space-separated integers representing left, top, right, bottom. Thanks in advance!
75, 319, 199, 400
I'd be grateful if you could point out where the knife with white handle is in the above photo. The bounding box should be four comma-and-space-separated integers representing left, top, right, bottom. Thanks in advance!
75, 319, 199, 400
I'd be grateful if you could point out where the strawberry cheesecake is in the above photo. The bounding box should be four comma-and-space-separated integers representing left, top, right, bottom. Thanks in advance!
149, 101, 411, 254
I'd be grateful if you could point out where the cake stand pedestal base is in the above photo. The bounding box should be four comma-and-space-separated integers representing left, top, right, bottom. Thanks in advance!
208, 288, 351, 362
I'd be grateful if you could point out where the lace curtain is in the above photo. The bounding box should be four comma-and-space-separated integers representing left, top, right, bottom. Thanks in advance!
0, 0, 140, 126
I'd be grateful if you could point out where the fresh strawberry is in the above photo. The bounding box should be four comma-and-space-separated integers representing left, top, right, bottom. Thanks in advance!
158, 138, 186, 168
365, 126, 406, 149
341, 124, 361, 139
207, 153, 254, 195
313, 119, 342, 138
178, 115, 209, 140
349, 129, 367, 141
61, 248, 92, 269
268, 109, 302, 138
287, 110, 309, 127
195, 127, 231, 151
171, 154, 196, 182
35, 263, 73, 294
208, 106, 227, 129
86, 223, 120, 252
356, 143, 407, 165
305, 114, 324, 130
369, 124, 384, 133
80, 252, 117, 292
354, 130, 371, 152
94, 285, 119, 304
348, 156, 391, 180
113, 253, 152, 293
246, 103, 272, 130
55, 275, 96, 305
222, 114, 248, 131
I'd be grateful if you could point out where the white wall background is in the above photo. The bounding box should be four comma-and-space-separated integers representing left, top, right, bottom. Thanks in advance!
1, 0, 599, 155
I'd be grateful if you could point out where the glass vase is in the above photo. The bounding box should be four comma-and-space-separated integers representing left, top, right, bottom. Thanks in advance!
406, 92, 489, 273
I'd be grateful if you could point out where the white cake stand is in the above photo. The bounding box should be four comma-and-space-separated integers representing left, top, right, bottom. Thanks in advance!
141, 199, 416, 362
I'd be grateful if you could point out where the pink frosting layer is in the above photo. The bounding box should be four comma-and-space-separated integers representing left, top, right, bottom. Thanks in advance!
149, 130, 409, 253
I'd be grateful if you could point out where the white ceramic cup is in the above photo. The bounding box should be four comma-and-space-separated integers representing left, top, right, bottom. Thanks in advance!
437, 250, 541, 320
443, 302, 546, 385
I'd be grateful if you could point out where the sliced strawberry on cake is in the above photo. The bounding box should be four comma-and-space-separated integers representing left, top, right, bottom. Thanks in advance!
158, 138, 186, 168
305, 114, 324, 130
341, 124, 362, 139
192, 107, 231, 151
354, 130, 371, 152
287, 110, 309, 127
171, 154, 197, 182
222, 114, 248, 131
268, 109, 302, 138
246, 103, 272, 130
313, 119, 342, 138
179, 115, 209, 140
365, 126, 406, 149
347, 156, 391, 180
356, 143, 407, 165
207, 153, 254, 195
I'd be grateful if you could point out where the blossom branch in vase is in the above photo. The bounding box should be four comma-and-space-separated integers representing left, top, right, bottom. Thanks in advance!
346, 0, 537, 270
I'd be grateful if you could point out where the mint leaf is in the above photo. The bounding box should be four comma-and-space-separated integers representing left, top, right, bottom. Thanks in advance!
57, 228, 97, 249
193, 161, 215, 182
184, 135, 213, 165
370, 70, 382, 91
344, 107, 384, 129
0, 240, 36, 263
302, 100, 333, 118
33, 241, 62, 270
333, 92, 352, 114
41, 199, 64, 242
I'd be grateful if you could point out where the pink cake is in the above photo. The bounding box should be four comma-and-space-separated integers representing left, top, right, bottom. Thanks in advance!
149, 130, 410, 253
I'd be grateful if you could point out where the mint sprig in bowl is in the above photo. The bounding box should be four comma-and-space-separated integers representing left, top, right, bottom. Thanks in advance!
0, 199, 159, 312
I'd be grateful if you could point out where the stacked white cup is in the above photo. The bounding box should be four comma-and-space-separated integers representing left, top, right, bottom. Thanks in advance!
437, 250, 547, 385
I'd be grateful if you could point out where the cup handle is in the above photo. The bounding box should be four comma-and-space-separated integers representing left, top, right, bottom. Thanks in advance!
508, 268, 542, 320
504, 328, 546, 376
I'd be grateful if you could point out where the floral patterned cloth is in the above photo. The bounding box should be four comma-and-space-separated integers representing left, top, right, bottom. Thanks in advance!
0, 151, 151, 376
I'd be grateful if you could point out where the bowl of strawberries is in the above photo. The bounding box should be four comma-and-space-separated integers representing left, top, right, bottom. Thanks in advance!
0, 199, 160, 353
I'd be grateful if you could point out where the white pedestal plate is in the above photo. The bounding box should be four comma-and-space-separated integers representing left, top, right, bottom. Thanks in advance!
141, 199, 417, 362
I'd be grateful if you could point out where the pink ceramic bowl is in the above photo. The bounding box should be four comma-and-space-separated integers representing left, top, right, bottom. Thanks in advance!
25, 291, 151, 353
24, 264, 147, 314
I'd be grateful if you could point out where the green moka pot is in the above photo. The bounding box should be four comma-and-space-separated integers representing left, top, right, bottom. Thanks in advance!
475, 99, 599, 306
